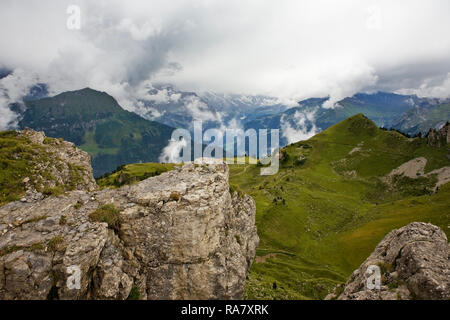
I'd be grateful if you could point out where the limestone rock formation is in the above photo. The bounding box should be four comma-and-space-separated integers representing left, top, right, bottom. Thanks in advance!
427, 122, 450, 148
0, 159, 258, 300
15, 129, 97, 204
326, 222, 449, 300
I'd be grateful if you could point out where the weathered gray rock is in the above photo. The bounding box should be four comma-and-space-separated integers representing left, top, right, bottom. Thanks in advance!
0, 160, 258, 300
326, 222, 449, 300
427, 122, 450, 148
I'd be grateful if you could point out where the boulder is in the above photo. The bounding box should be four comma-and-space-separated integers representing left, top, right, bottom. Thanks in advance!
326, 222, 449, 300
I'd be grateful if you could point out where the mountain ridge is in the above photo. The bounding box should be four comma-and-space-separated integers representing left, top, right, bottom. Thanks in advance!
86, 114, 450, 299
4, 82, 450, 177
245, 92, 450, 146
15, 88, 175, 177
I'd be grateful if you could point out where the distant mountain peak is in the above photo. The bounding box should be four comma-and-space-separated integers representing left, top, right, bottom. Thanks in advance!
17, 88, 175, 177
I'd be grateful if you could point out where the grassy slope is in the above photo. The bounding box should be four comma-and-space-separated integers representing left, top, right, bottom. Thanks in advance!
96, 162, 177, 189
0, 131, 42, 205
229, 114, 450, 299
0, 131, 85, 206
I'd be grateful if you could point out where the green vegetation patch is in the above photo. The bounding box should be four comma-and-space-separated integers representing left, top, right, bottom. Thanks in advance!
0, 131, 39, 205
89, 204, 121, 229
169, 191, 181, 201
47, 235, 66, 252
229, 183, 245, 197
0, 130, 83, 207
97, 162, 176, 189
42, 186, 64, 197
0, 242, 46, 256
127, 286, 141, 300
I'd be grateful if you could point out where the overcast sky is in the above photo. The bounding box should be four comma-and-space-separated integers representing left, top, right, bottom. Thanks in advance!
1, 0, 450, 112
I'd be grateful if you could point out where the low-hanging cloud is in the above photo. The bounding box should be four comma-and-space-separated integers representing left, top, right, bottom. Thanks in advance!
397, 72, 450, 99
159, 137, 187, 163
281, 110, 319, 144
182, 95, 223, 123
0, 69, 40, 129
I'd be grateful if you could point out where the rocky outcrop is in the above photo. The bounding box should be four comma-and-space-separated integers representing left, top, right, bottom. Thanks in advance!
384, 157, 450, 192
427, 122, 450, 148
16, 129, 97, 203
0, 159, 258, 300
326, 222, 449, 300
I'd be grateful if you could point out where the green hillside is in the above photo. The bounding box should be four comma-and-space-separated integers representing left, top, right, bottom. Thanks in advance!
230, 114, 450, 299
19, 88, 174, 177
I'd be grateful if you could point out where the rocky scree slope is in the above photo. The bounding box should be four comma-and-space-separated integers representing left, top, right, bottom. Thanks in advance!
326, 222, 449, 300
0, 137, 259, 299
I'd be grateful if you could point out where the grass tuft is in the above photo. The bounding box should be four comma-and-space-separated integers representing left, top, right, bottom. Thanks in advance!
89, 204, 121, 229
47, 235, 65, 252
127, 286, 141, 300
96, 163, 176, 189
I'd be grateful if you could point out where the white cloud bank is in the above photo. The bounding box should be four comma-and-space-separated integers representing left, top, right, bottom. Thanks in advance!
159, 137, 187, 163
397, 73, 450, 99
1, 0, 450, 126
281, 110, 319, 144
0, 69, 40, 128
